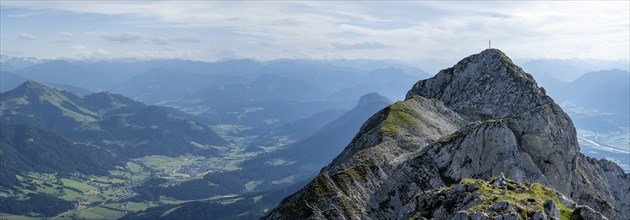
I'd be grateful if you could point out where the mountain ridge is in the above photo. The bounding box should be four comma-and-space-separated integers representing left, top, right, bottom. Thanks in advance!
0, 123, 122, 188
0, 80, 227, 158
266, 49, 630, 219
113, 93, 392, 219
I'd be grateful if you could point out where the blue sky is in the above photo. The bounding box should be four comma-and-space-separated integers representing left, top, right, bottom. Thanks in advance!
1, 1, 628, 62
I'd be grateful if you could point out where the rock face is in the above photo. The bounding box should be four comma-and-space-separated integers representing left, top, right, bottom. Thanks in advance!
397, 178, 571, 220
265, 49, 630, 220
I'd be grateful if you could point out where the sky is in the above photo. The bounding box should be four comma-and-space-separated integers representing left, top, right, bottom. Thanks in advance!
1, 1, 629, 64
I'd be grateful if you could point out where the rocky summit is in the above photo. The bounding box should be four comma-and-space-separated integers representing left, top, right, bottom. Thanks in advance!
265, 49, 630, 220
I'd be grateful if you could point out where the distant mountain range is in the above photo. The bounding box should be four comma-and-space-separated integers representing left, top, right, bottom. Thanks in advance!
520, 58, 629, 82
122, 93, 392, 219
559, 69, 629, 117
0, 81, 227, 188
0, 55, 48, 72
1, 55, 429, 102
0, 78, 398, 218
1, 56, 429, 138
241, 92, 392, 184
1, 54, 627, 219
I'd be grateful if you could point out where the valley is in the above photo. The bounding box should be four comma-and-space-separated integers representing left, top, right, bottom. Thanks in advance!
1, 2, 629, 219
559, 101, 630, 172
0, 53, 628, 219
0, 142, 269, 220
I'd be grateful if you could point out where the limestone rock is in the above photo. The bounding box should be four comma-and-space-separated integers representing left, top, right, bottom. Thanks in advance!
572, 206, 609, 220
265, 49, 630, 220
544, 200, 560, 220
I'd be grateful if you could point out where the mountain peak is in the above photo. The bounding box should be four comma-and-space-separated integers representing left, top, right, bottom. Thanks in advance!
356, 92, 391, 107
406, 49, 551, 120
477, 48, 509, 58
267, 49, 630, 220
10, 80, 63, 97
463, 49, 524, 74
20, 80, 49, 88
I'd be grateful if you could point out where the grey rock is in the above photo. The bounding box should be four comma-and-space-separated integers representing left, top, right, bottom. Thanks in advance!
466, 183, 478, 191
489, 201, 512, 212
544, 200, 560, 220
472, 190, 482, 198
433, 206, 449, 220
406, 49, 552, 121
573, 205, 609, 220
493, 173, 507, 189
470, 212, 490, 220
556, 193, 576, 208
531, 211, 546, 220
453, 184, 466, 193
265, 49, 630, 220
493, 213, 518, 220
452, 211, 470, 220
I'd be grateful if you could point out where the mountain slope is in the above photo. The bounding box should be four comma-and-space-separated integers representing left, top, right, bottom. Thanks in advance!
560, 69, 629, 118
273, 109, 347, 139
124, 93, 391, 218
266, 49, 630, 219
0, 124, 122, 188
0, 81, 226, 157
242, 93, 392, 181
190, 74, 326, 105
110, 68, 246, 104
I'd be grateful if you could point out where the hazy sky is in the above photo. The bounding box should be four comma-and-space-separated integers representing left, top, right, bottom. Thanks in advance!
1, 1, 628, 62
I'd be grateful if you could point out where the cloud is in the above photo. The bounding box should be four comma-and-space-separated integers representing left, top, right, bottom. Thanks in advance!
53, 32, 75, 43
93, 49, 112, 57
1, 1, 628, 61
150, 37, 168, 45
68, 44, 111, 58
127, 50, 202, 60
171, 35, 203, 43
86, 32, 203, 45
18, 33, 35, 41
332, 42, 391, 50
70, 44, 86, 50
92, 32, 145, 44
59, 32, 74, 38
8, 13, 30, 18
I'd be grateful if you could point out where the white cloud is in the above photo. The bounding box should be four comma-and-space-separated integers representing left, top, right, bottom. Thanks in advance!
18, 33, 35, 41
85, 31, 203, 45
2, 1, 628, 60
8, 13, 30, 18
171, 35, 203, 43
53, 32, 75, 43
67, 44, 111, 58
332, 42, 391, 50
58, 32, 74, 38
70, 44, 86, 50
92, 49, 112, 57
126, 50, 202, 60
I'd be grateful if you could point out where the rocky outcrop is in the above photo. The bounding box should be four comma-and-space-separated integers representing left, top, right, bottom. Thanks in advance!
266, 49, 630, 220
265, 96, 467, 219
397, 177, 577, 220
406, 49, 552, 121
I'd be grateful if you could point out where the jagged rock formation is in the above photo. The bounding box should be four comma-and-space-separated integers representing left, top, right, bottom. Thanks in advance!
266, 49, 630, 220
397, 177, 607, 220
